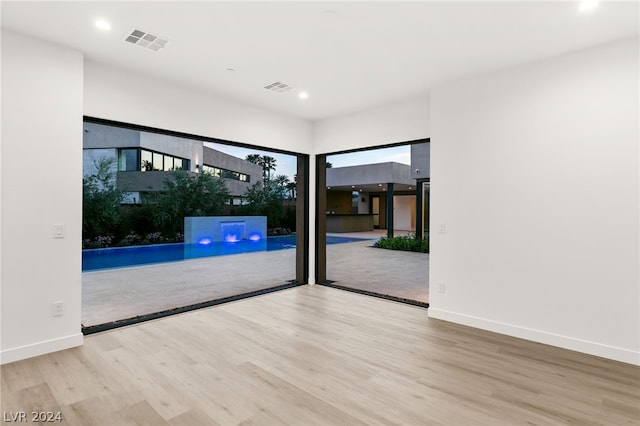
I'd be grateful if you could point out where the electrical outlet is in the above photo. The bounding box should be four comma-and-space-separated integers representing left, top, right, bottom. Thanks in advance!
52, 301, 64, 317
438, 281, 446, 294
438, 224, 446, 234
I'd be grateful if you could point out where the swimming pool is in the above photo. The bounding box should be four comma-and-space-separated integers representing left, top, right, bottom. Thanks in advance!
82, 235, 369, 271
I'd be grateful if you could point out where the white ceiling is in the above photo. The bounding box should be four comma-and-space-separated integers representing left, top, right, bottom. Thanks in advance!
2, 1, 638, 121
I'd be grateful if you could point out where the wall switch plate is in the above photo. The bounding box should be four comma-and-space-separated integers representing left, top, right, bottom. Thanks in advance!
52, 301, 64, 317
438, 224, 446, 233
438, 281, 446, 294
53, 224, 65, 239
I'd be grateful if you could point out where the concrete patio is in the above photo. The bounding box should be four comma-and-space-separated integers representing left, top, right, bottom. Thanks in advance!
82, 231, 428, 327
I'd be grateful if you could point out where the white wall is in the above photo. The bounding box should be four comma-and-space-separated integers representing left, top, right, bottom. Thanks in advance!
313, 95, 431, 154
429, 38, 639, 365
393, 195, 415, 231
1, 31, 84, 363
84, 61, 313, 155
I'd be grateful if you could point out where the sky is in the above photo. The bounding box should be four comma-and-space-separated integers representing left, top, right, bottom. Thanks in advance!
205, 142, 411, 181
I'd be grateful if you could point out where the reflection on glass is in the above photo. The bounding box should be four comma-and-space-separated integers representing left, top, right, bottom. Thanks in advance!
118, 149, 138, 171
141, 150, 153, 171
153, 152, 163, 171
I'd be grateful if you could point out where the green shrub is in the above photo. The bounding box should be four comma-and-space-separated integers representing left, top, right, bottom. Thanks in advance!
373, 234, 428, 253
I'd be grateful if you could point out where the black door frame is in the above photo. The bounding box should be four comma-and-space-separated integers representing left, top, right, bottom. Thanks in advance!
315, 138, 429, 285
82, 116, 310, 334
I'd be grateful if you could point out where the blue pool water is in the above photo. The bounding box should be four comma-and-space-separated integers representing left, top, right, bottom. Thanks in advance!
82, 235, 369, 271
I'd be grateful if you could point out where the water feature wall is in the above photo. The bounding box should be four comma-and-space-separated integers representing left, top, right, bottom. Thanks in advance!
184, 216, 267, 245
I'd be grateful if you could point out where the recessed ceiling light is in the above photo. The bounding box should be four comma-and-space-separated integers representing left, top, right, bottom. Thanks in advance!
226, 68, 235, 73
298, 91, 309, 99
579, 0, 599, 12
95, 19, 111, 31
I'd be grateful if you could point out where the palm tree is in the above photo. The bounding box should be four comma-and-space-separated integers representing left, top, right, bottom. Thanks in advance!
273, 174, 290, 188
261, 155, 277, 183
245, 154, 262, 165
285, 181, 297, 200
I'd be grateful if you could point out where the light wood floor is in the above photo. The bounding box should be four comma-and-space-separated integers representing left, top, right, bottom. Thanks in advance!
2, 286, 638, 425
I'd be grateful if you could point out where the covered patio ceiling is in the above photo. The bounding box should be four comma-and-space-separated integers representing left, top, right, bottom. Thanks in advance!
326, 183, 417, 193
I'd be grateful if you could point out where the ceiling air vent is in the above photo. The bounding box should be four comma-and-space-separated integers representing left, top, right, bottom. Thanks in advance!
264, 82, 294, 93
124, 28, 168, 51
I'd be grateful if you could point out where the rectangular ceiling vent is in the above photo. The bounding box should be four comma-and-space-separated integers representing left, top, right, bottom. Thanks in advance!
264, 82, 294, 93
124, 28, 168, 51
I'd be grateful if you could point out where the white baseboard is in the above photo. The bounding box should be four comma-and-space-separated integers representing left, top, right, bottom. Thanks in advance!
428, 308, 639, 366
1, 333, 83, 365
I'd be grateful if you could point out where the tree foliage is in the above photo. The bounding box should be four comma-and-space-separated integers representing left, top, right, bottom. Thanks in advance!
83, 157, 124, 240
245, 153, 278, 185
149, 170, 230, 236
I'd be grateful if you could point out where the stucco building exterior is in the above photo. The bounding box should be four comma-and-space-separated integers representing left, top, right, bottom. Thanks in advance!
325, 142, 429, 237
83, 122, 263, 205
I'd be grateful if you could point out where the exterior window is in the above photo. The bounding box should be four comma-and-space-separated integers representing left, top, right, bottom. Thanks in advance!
123, 148, 190, 172
202, 165, 248, 182
177, 159, 189, 171
163, 155, 174, 171
118, 149, 138, 171
152, 152, 163, 171
202, 165, 221, 177
141, 150, 153, 171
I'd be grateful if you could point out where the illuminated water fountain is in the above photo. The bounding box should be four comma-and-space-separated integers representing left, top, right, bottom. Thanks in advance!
221, 221, 246, 243
184, 216, 267, 248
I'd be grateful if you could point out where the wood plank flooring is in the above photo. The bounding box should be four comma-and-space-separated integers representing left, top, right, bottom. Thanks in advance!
2, 285, 638, 425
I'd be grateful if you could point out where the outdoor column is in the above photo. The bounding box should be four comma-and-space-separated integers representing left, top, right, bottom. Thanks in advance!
416, 181, 423, 239
386, 183, 394, 238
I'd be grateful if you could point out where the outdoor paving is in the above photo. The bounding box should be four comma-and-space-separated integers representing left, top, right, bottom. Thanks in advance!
326, 239, 429, 303
82, 230, 428, 327
82, 249, 296, 327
